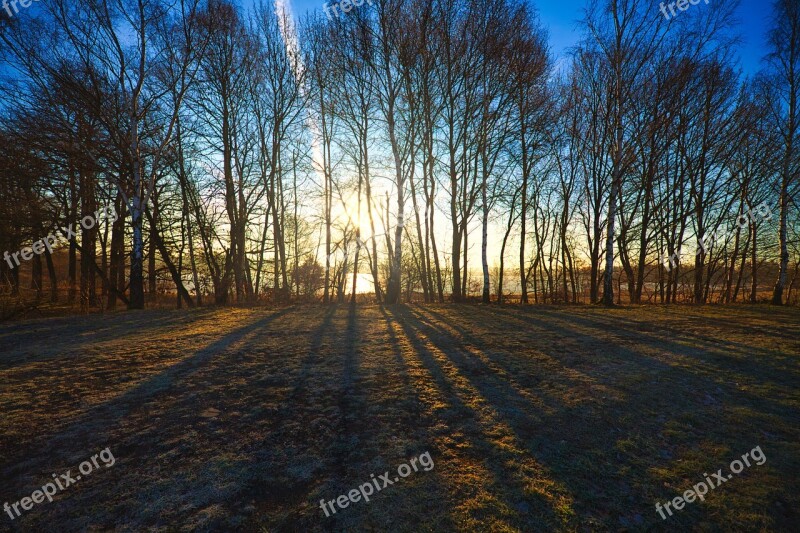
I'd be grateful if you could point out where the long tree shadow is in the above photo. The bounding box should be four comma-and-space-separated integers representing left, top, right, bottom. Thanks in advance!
488, 306, 798, 420
0, 307, 293, 488
248, 305, 455, 533
4, 305, 793, 531
0, 308, 224, 367
386, 305, 573, 531
238, 304, 393, 532
412, 305, 798, 530
236, 306, 340, 518
408, 308, 672, 524
518, 306, 799, 383
416, 306, 616, 412
101, 305, 338, 532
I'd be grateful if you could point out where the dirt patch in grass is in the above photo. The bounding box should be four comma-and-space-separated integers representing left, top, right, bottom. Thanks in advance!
0, 304, 798, 531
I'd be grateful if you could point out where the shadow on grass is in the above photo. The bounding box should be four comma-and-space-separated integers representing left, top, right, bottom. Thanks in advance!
409, 305, 798, 531
0, 307, 292, 481
0, 307, 225, 368
386, 305, 573, 531
1, 304, 795, 532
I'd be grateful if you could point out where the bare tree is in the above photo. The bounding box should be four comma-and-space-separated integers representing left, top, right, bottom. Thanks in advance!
767, 0, 800, 305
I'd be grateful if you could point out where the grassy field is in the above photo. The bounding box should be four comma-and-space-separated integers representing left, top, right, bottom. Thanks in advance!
0, 304, 798, 532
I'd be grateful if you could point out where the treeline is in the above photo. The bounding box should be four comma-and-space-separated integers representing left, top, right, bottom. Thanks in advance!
0, 0, 798, 311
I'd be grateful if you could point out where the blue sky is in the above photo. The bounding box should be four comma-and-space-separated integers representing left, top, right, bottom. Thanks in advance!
3, 0, 774, 76
278, 0, 773, 75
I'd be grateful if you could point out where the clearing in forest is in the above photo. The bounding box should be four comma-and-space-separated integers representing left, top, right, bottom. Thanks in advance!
0, 304, 798, 531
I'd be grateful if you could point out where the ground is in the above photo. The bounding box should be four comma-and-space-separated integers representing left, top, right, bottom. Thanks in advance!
0, 304, 798, 532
